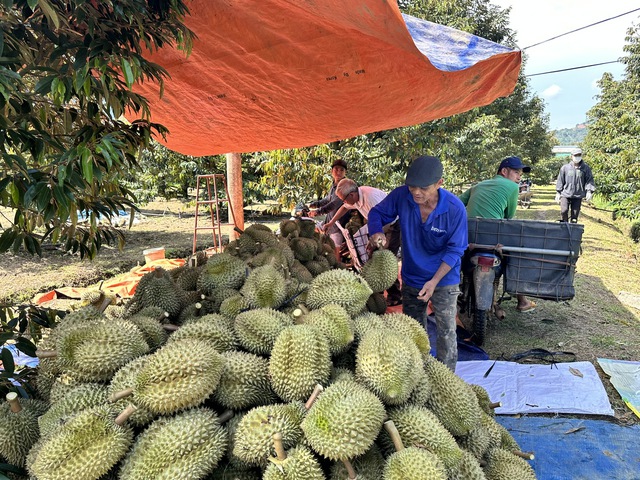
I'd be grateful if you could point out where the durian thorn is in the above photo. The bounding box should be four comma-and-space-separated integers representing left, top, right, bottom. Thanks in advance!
163, 324, 179, 332
342, 459, 358, 479
489, 401, 502, 409
513, 450, 535, 461
115, 404, 137, 426
305, 384, 324, 410
108, 388, 134, 403
217, 410, 234, 424
272, 432, 287, 461
6, 392, 21, 413
35, 349, 57, 359
384, 420, 405, 452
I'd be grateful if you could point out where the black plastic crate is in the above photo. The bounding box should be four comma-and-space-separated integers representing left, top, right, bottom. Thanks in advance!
467, 218, 583, 301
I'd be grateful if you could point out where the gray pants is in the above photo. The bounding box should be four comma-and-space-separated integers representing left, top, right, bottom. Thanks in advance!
560, 197, 582, 223
402, 284, 460, 371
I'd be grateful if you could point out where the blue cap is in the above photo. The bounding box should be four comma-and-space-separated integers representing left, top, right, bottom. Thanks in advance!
498, 156, 530, 173
405, 155, 443, 188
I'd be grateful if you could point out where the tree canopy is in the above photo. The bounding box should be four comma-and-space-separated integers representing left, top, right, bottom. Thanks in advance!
583, 22, 640, 219
0, 0, 193, 258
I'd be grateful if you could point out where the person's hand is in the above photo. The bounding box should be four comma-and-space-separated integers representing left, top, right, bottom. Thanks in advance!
418, 280, 436, 302
585, 191, 593, 202
368, 233, 386, 250
555, 193, 561, 204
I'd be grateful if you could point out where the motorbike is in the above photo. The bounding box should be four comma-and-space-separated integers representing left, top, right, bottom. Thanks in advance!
458, 246, 503, 346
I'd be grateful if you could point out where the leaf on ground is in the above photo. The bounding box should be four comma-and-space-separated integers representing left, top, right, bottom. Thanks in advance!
569, 367, 584, 378
564, 426, 585, 434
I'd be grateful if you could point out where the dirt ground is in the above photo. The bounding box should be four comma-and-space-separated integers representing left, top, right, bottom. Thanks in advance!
1, 193, 640, 425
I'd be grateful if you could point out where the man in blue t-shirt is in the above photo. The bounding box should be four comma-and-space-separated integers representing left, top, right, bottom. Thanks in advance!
368, 155, 468, 371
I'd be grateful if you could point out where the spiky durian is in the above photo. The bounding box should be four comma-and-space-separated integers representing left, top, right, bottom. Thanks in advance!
352, 311, 387, 341
208, 462, 262, 479
126, 311, 169, 350
233, 403, 306, 466
168, 314, 238, 353
406, 367, 432, 406
484, 448, 537, 480
29, 405, 134, 480
289, 260, 314, 284
219, 293, 251, 318
361, 249, 399, 293
296, 219, 316, 239
234, 308, 294, 355
48, 374, 85, 404
246, 246, 291, 273
355, 329, 422, 405
295, 303, 354, 355
424, 356, 482, 437
383, 446, 447, 480
279, 219, 300, 239
470, 383, 499, 416
269, 325, 332, 402
381, 312, 431, 359
126, 267, 186, 317
240, 265, 287, 309
290, 237, 318, 263
197, 253, 248, 293
448, 449, 487, 480
301, 381, 386, 461
382, 405, 463, 471
130, 339, 225, 415
0, 393, 48, 467
38, 383, 109, 439
107, 356, 155, 427
263, 443, 325, 480
213, 351, 277, 410
366, 292, 388, 314
306, 269, 372, 316
119, 408, 227, 480
51, 318, 149, 382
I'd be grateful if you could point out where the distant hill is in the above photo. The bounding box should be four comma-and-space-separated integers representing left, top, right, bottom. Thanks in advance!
552, 124, 588, 146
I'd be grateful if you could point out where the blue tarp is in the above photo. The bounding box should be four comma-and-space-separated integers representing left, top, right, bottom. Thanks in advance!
497, 416, 640, 480
426, 317, 489, 362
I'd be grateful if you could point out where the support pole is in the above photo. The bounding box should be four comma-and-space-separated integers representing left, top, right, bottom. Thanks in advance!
226, 152, 244, 240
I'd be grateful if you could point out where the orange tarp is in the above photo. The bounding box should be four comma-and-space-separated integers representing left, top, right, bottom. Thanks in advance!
32, 258, 185, 305
130, 0, 521, 156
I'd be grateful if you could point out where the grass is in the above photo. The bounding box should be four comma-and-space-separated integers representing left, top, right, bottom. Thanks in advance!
480, 184, 640, 424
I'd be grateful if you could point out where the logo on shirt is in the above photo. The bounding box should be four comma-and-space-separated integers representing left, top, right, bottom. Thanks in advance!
431, 226, 446, 234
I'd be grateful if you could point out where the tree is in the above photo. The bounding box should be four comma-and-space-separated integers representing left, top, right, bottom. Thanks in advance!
0, 0, 193, 258
583, 23, 640, 219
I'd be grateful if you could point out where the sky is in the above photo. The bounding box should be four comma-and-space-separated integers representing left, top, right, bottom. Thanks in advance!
490, 1, 640, 131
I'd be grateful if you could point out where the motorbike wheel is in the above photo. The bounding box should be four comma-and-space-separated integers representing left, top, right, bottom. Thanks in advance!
467, 294, 487, 346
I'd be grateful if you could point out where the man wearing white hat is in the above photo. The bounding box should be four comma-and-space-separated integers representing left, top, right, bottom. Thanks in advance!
555, 148, 596, 223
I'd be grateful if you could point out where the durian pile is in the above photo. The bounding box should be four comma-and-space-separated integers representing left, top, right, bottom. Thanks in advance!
0, 218, 537, 480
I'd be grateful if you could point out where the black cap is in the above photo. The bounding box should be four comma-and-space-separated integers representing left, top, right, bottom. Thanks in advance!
405, 155, 443, 188
498, 156, 531, 173
331, 159, 348, 169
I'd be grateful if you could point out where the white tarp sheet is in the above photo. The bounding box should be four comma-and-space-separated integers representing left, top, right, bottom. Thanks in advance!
597, 358, 640, 419
455, 360, 614, 416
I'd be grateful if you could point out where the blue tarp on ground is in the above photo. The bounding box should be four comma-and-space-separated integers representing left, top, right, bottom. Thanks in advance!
497, 416, 640, 480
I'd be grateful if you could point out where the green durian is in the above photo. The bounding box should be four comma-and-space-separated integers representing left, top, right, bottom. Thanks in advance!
168, 314, 238, 353
240, 265, 287, 309
361, 249, 399, 293
483, 448, 537, 480
234, 308, 294, 355
0, 393, 48, 467
263, 444, 325, 480
295, 303, 354, 355
383, 446, 447, 480
107, 356, 155, 427
306, 269, 372, 316
198, 253, 248, 293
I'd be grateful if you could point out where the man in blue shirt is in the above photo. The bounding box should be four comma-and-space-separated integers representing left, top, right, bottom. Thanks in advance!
368, 155, 468, 371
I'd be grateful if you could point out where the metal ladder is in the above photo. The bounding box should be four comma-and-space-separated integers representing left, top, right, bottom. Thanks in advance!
192, 174, 237, 255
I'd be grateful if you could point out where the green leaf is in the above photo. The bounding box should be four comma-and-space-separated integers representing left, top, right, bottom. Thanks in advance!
15, 337, 37, 357
81, 149, 93, 184
121, 58, 134, 88
38, 0, 61, 30
0, 348, 15, 376
0, 332, 14, 346
27, 0, 38, 9
0, 228, 17, 253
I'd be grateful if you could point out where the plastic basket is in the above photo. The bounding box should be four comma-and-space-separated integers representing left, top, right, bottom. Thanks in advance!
467, 218, 583, 301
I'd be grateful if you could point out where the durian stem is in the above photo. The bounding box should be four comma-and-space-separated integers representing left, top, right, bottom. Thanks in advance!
163, 324, 179, 332
35, 350, 57, 359
157, 311, 170, 323
489, 401, 501, 409
305, 384, 324, 410
97, 293, 112, 313
273, 433, 287, 461
217, 410, 234, 424
194, 302, 202, 317
6, 392, 21, 413
115, 404, 137, 426
513, 450, 535, 460
342, 459, 358, 479
108, 388, 134, 403
384, 420, 405, 452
